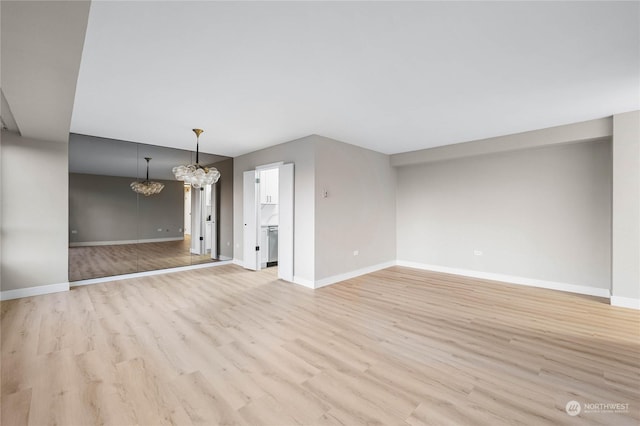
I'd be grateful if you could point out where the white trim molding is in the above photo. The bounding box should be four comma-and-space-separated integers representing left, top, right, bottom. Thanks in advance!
396, 261, 611, 298
292, 261, 396, 289
1, 282, 69, 301
610, 296, 640, 310
70, 260, 232, 287
293, 276, 315, 289
232, 258, 244, 267
256, 161, 284, 170
313, 261, 397, 289
69, 237, 184, 247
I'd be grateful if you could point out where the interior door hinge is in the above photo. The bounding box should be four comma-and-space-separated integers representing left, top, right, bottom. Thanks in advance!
255, 246, 260, 251
200, 237, 204, 241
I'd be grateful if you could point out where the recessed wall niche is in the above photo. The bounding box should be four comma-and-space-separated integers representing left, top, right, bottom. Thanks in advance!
68, 133, 233, 281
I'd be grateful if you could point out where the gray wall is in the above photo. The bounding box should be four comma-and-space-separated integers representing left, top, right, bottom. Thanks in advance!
69, 173, 184, 243
1, 132, 69, 290
233, 135, 316, 282
396, 139, 612, 290
612, 111, 640, 301
234, 134, 396, 284
314, 136, 396, 281
391, 117, 613, 167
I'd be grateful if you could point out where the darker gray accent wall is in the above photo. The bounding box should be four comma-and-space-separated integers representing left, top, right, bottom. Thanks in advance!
212, 158, 234, 259
69, 173, 184, 243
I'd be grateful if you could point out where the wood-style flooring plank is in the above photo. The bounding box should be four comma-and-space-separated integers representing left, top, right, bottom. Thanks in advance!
2, 264, 639, 425
69, 234, 217, 281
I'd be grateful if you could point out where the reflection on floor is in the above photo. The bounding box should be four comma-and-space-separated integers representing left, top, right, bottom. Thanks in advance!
69, 235, 217, 281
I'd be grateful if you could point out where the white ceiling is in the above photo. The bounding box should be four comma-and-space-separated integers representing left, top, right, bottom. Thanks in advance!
70, 1, 639, 157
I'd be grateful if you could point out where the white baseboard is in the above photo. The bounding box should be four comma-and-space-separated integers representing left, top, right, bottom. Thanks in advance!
396, 260, 611, 298
610, 296, 640, 310
293, 276, 315, 289
291, 261, 396, 289
1, 282, 69, 301
70, 237, 183, 247
313, 261, 397, 289
219, 255, 232, 261
232, 258, 244, 267
70, 260, 232, 287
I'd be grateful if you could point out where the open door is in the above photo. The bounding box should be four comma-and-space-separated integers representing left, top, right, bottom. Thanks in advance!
278, 163, 294, 282
191, 187, 203, 254
243, 170, 259, 270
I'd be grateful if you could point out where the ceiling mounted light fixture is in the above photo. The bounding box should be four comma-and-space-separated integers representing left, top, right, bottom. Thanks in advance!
131, 157, 164, 196
172, 128, 220, 188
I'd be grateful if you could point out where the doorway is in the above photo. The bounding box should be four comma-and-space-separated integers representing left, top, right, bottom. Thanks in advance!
259, 167, 278, 268
184, 185, 191, 236
189, 183, 218, 259
243, 163, 294, 282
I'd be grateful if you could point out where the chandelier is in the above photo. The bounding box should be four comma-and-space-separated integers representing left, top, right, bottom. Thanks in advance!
172, 128, 220, 188
131, 157, 164, 196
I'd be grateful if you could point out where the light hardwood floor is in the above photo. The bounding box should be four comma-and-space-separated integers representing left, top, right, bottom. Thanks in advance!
2, 265, 639, 425
69, 235, 217, 281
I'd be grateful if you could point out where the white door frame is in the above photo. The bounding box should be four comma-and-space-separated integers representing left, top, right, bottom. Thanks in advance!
277, 163, 294, 282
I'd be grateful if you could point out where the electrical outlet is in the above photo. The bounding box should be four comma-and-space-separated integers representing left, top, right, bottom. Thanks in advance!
474, 250, 483, 256
71, 230, 78, 234
157, 228, 163, 232
353, 250, 359, 256
179, 228, 183, 232
227, 241, 230, 246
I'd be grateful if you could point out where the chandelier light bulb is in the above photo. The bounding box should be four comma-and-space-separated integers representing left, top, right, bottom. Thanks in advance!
172, 128, 221, 187
131, 157, 164, 196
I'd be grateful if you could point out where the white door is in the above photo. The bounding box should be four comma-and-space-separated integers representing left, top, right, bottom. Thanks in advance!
184, 186, 191, 235
191, 187, 203, 255
243, 170, 259, 270
278, 163, 294, 282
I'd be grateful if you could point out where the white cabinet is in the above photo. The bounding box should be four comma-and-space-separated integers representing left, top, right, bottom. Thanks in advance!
260, 168, 279, 205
